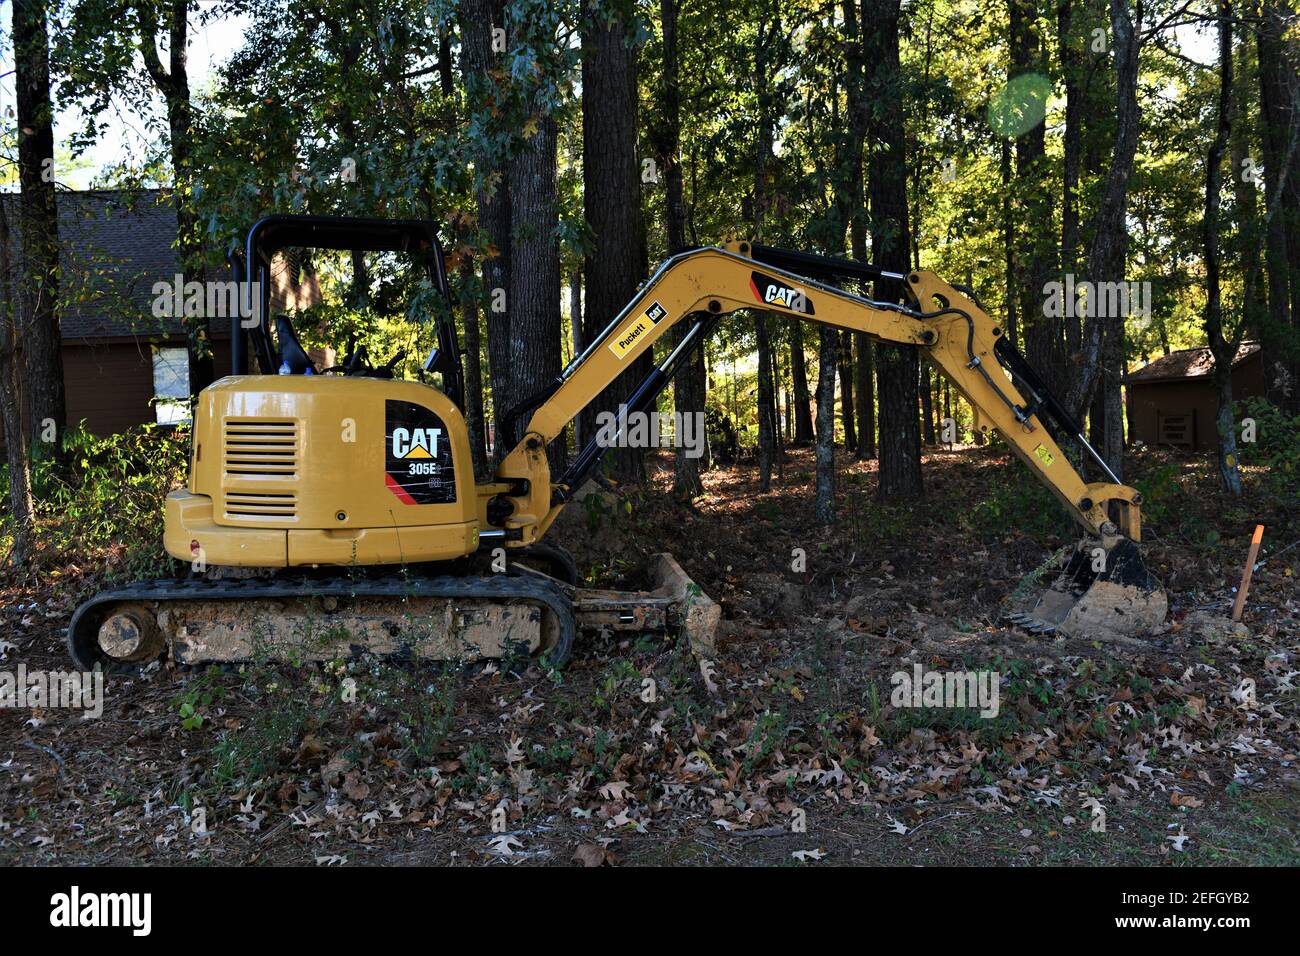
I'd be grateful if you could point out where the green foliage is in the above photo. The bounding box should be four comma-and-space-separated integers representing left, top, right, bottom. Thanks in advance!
963, 455, 1067, 540
1133, 460, 1185, 527
173, 667, 227, 731
208, 689, 313, 791
366, 663, 460, 763
6, 424, 189, 578
1238, 396, 1300, 500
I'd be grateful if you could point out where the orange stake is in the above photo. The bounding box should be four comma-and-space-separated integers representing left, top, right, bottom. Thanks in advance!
1231, 525, 1265, 623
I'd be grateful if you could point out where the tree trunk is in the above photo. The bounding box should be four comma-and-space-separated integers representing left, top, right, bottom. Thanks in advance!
1204, 0, 1243, 495
1257, 0, 1300, 411
14, 0, 64, 452
814, 326, 838, 524
753, 5, 781, 489
508, 115, 565, 475
863, 0, 922, 499
459, 0, 513, 457
1068, 0, 1142, 484
1231, 13, 1264, 340
581, 2, 647, 481
658, 0, 707, 496
459, 258, 489, 480
438, 27, 455, 96
1000, 138, 1017, 349
854, 332, 875, 458
788, 319, 814, 443
756, 316, 776, 489
569, 272, 584, 449
838, 331, 856, 450
920, 363, 936, 443
1058, 0, 1082, 310
0, 201, 34, 566
847, 118, 876, 462
1012, 0, 1064, 397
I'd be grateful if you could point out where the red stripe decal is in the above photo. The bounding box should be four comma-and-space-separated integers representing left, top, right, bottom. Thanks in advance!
385, 473, 418, 505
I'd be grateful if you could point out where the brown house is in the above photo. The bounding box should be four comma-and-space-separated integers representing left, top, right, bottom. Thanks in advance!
1126, 342, 1266, 451
2, 190, 318, 440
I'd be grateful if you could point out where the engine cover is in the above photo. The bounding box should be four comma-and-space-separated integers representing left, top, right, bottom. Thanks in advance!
164, 375, 482, 567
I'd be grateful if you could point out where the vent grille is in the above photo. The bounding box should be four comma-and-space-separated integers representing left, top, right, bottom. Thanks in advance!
225, 491, 298, 517
222, 419, 298, 519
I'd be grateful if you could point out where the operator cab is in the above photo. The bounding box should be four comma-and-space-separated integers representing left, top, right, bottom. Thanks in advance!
231, 214, 465, 406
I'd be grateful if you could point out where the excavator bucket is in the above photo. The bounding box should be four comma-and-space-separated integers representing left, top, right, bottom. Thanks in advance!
1006, 538, 1167, 641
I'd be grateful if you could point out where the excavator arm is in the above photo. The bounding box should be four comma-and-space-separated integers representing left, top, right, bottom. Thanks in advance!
493, 240, 1142, 548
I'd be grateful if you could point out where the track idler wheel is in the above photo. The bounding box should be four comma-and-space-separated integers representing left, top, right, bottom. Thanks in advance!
67, 601, 166, 672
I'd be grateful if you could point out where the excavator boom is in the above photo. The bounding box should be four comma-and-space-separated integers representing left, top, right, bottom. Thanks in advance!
493, 239, 1165, 639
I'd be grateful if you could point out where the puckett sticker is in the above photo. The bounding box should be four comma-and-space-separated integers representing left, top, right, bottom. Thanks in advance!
608, 301, 668, 359
749, 271, 814, 314
385, 400, 456, 505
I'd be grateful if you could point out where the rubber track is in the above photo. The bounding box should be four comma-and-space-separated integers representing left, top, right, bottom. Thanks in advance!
67, 573, 576, 673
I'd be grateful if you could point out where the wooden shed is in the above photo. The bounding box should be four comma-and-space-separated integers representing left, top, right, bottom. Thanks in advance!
1125, 342, 1266, 451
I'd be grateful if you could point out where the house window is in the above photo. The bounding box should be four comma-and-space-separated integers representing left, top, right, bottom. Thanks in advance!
152, 346, 191, 424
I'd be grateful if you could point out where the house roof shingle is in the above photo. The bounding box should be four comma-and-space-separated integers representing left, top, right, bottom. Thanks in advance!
2, 189, 198, 341
4, 190, 319, 344
1126, 342, 1262, 384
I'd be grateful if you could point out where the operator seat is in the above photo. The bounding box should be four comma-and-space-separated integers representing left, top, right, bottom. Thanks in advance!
274, 314, 313, 374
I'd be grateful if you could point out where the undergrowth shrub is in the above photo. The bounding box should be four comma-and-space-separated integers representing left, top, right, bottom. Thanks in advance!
1, 423, 189, 578
963, 452, 1067, 539
1238, 396, 1299, 502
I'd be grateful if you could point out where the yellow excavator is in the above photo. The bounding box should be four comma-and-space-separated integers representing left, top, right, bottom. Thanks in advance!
67, 215, 1166, 672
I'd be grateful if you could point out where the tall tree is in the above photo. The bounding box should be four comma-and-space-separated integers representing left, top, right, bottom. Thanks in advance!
1066, 0, 1142, 483
459, 0, 516, 454
843, 0, 875, 461
1257, 0, 1300, 410
14, 0, 65, 452
1203, 0, 1243, 494
814, 327, 838, 524
507, 5, 567, 473
659, 0, 709, 496
0, 202, 35, 566
863, 0, 922, 498
580, 0, 647, 481
1011, 0, 1064, 395
753, 1, 780, 491
1057, 0, 1083, 353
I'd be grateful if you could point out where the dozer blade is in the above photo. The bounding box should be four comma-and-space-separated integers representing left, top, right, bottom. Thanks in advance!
1009, 538, 1166, 641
